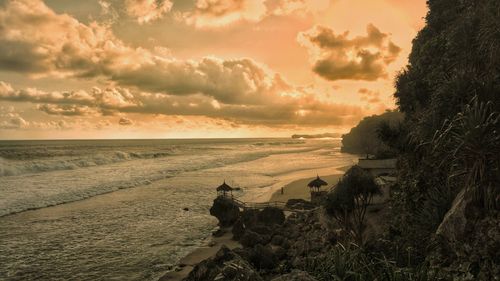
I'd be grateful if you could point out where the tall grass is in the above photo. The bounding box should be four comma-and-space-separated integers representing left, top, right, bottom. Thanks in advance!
302, 243, 440, 281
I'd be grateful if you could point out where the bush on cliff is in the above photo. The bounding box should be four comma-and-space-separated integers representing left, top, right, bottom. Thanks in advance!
324, 166, 381, 245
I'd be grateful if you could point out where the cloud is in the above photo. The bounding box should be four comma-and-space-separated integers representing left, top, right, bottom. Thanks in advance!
265, 0, 329, 17
0, 82, 140, 115
358, 88, 381, 104
183, 0, 266, 28
37, 104, 98, 116
0, 116, 28, 129
182, 0, 328, 28
0, 81, 364, 127
0, 1, 367, 128
0, 1, 292, 105
118, 117, 133, 126
298, 24, 402, 81
125, 0, 173, 24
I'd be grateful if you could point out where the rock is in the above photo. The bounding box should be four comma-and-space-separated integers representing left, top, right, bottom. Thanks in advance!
241, 209, 260, 226
183, 207, 189, 211
286, 199, 316, 210
249, 244, 278, 270
240, 230, 263, 247
251, 224, 273, 236
232, 219, 246, 240
258, 207, 285, 225
184, 245, 263, 281
210, 197, 241, 227
271, 270, 318, 281
436, 189, 481, 245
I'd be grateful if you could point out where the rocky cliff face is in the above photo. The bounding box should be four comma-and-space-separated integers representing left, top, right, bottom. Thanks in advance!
209, 197, 241, 227
432, 189, 500, 280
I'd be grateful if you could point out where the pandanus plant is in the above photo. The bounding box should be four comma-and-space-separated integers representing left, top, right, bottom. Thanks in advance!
431, 96, 500, 210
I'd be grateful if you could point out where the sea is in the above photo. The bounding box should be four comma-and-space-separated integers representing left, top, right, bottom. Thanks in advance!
0, 138, 357, 281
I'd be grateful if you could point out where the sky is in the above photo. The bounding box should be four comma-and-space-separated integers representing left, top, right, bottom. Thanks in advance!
0, 0, 427, 139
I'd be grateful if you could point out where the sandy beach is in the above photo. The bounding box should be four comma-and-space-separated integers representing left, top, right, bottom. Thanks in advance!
269, 173, 345, 202
159, 165, 351, 281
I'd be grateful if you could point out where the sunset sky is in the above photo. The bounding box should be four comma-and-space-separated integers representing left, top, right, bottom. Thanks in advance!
0, 0, 427, 139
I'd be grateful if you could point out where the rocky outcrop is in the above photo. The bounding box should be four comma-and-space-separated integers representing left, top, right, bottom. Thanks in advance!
436, 189, 470, 244
258, 207, 285, 225
210, 197, 241, 227
431, 189, 500, 280
184, 245, 263, 281
187, 200, 338, 281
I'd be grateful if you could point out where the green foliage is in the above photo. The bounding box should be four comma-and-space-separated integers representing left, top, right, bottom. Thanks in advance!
384, 0, 500, 274
302, 244, 440, 281
431, 97, 500, 210
341, 111, 404, 158
325, 166, 382, 245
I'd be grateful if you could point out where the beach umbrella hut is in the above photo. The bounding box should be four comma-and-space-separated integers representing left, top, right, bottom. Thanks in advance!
216, 181, 234, 197
308, 175, 328, 193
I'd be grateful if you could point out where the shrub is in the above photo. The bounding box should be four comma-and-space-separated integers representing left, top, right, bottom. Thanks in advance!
325, 166, 382, 245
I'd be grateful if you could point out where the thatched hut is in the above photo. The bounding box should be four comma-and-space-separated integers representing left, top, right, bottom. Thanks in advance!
308, 175, 328, 193
216, 181, 233, 197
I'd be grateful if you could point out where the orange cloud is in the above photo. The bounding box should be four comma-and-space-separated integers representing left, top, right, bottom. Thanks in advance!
0, 0, 373, 130
0, 82, 364, 127
125, 0, 173, 24
358, 88, 381, 104
298, 24, 402, 81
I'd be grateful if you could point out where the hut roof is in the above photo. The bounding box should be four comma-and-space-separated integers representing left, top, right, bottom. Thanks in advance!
308, 176, 328, 188
216, 181, 233, 192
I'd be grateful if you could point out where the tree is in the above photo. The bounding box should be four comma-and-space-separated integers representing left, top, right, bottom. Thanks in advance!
325, 166, 382, 245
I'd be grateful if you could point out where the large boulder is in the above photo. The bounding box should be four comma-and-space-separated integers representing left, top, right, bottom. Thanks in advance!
232, 208, 284, 241
210, 197, 241, 227
271, 270, 318, 281
436, 189, 481, 244
184, 246, 263, 281
240, 230, 264, 247
248, 244, 278, 270
258, 207, 285, 225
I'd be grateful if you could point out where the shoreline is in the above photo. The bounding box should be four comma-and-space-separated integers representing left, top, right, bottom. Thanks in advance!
158, 164, 352, 281
159, 230, 239, 281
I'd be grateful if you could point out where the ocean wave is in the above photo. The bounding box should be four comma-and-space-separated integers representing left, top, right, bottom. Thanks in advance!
0, 151, 173, 177
0, 139, 347, 217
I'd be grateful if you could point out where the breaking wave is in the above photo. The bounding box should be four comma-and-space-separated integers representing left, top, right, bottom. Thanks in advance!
0, 151, 172, 177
